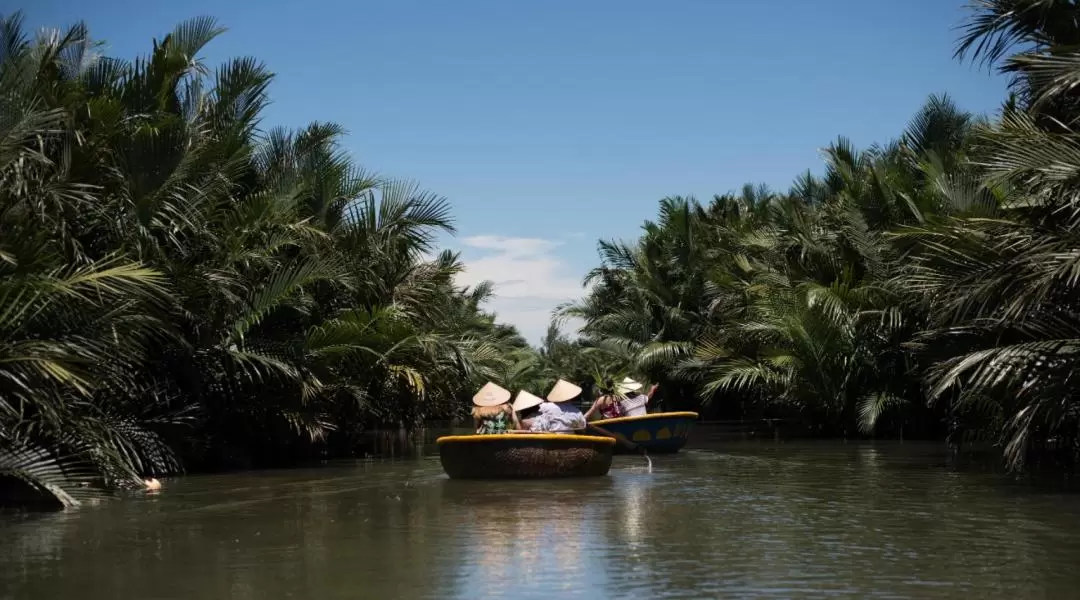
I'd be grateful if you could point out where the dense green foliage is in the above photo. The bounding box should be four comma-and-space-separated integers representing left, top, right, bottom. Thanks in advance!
5, 1, 1079, 505
0, 13, 554, 500
563, 0, 1080, 470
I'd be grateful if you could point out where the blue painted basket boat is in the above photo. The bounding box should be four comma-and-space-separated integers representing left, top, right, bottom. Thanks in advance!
587, 412, 699, 454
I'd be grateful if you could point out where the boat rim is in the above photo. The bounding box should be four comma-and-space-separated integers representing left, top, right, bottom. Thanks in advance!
589, 411, 700, 427
436, 433, 616, 445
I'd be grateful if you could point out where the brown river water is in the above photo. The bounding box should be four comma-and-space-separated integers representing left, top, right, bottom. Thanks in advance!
3, 434, 1080, 599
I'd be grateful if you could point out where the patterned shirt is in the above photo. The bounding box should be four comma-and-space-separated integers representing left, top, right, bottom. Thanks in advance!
477, 411, 511, 434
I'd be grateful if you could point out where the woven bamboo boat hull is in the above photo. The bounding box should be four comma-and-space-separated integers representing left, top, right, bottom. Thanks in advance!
588, 412, 699, 454
436, 434, 615, 479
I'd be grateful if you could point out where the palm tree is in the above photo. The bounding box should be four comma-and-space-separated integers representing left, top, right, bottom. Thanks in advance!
563, 2, 1080, 468
0, 12, 530, 507
567, 94, 989, 437
884, 0, 1080, 468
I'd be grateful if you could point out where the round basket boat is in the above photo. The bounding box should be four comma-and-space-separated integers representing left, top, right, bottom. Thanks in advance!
588, 411, 699, 454
436, 434, 616, 479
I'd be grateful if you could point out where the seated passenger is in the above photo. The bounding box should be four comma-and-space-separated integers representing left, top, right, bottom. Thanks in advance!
526, 401, 562, 432
618, 378, 659, 416
584, 381, 625, 421
512, 390, 545, 429
542, 379, 587, 432
472, 382, 520, 434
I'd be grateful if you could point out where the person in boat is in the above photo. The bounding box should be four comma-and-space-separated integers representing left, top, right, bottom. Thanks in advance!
512, 390, 545, 429
617, 378, 659, 416
472, 381, 520, 434
539, 379, 587, 432
584, 380, 625, 421
506, 400, 565, 434
513, 401, 556, 433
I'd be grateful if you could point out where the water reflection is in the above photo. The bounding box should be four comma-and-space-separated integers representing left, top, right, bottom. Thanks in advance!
3, 442, 1080, 599
438, 478, 616, 597
621, 475, 647, 547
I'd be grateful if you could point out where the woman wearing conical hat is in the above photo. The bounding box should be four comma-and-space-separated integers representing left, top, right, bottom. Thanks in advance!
617, 377, 659, 417
511, 390, 545, 430
540, 379, 587, 432
472, 382, 521, 434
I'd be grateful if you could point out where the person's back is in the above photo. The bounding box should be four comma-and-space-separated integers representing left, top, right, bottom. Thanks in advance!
529, 402, 561, 432
517, 405, 541, 430
473, 404, 514, 433
585, 392, 624, 421
599, 395, 625, 419
620, 394, 648, 417
553, 401, 586, 431
471, 382, 519, 434
527, 402, 585, 433
543, 378, 587, 432
513, 389, 545, 431
617, 380, 659, 417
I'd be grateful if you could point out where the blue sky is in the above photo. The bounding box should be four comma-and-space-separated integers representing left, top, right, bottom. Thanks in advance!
24, 0, 1007, 344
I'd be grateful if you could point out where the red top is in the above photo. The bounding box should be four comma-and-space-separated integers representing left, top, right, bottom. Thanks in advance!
598, 398, 624, 419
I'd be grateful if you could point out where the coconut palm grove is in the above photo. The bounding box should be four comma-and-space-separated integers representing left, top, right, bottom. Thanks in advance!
2, 1, 1080, 502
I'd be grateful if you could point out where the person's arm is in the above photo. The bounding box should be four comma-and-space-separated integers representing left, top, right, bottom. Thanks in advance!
511, 411, 522, 430
646, 384, 659, 401
573, 409, 588, 432
583, 398, 602, 421
474, 416, 483, 433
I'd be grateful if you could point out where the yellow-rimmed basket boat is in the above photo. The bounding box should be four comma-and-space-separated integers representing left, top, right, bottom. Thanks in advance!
436, 433, 616, 479
587, 411, 699, 454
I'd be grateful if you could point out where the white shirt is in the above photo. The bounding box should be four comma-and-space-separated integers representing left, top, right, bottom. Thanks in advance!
620, 394, 649, 417
530, 402, 586, 432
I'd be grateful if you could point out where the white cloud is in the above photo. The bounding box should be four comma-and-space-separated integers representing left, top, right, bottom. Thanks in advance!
455, 235, 586, 345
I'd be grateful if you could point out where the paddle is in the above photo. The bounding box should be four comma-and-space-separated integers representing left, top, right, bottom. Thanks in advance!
587, 423, 652, 474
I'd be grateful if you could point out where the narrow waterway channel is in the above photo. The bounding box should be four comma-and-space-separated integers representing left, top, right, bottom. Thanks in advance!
3, 436, 1079, 599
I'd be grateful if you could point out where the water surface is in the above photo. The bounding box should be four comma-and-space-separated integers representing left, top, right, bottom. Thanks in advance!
3, 439, 1079, 599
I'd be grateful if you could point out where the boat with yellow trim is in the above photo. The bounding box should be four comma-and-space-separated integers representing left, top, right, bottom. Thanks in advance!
587, 411, 699, 454
436, 433, 616, 479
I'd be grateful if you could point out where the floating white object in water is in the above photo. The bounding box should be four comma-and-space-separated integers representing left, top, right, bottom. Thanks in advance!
144, 478, 162, 491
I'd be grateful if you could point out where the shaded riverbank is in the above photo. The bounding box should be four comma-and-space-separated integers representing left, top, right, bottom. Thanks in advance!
195, 421, 1071, 482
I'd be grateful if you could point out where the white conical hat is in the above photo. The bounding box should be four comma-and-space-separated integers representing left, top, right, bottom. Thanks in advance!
512, 390, 544, 412
617, 377, 643, 394
473, 382, 512, 407
546, 379, 582, 403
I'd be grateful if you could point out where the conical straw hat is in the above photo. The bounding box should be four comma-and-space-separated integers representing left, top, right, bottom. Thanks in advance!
546, 379, 582, 403
512, 390, 544, 412
473, 382, 511, 407
617, 377, 643, 394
